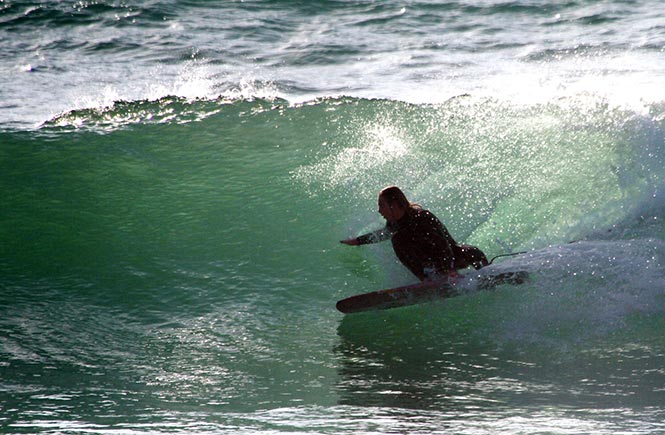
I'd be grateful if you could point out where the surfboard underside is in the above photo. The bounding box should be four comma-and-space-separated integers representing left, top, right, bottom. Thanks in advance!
336, 271, 528, 314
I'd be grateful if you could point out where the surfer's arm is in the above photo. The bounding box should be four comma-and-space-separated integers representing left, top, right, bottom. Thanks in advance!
416, 210, 458, 272
341, 227, 393, 246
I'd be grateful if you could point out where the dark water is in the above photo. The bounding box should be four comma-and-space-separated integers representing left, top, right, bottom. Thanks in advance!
2, 1, 665, 433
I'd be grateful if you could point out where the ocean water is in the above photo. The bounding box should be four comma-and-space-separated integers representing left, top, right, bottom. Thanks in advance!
2, 1, 665, 433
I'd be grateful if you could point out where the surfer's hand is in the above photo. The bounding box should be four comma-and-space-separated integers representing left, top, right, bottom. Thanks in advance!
340, 238, 360, 246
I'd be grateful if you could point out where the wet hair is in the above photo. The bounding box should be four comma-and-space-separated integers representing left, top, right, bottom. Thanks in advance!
379, 186, 421, 212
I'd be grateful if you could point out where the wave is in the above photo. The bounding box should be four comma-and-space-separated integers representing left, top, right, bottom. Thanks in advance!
2, 88, 665, 433
0, 2, 174, 30
15, 92, 665, 248
2, 93, 665, 341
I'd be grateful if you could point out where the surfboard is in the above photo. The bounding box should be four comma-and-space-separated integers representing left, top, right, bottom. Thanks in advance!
336, 270, 529, 314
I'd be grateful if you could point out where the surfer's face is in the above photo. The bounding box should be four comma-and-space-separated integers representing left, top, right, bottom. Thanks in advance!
378, 196, 404, 223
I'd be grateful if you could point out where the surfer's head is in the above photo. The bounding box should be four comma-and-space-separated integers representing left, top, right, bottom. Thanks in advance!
378, 186, 415, 222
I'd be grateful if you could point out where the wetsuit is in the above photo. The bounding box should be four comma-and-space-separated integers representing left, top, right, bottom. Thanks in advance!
356, 208, 488, 280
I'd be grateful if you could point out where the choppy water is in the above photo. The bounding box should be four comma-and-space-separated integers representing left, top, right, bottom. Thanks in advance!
2, 1, 665, 434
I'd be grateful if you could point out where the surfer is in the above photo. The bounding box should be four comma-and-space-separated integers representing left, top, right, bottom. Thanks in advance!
341, 186, 488, 281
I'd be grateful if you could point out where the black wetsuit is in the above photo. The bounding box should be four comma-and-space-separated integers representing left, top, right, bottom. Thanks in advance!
356, 208, 488, 280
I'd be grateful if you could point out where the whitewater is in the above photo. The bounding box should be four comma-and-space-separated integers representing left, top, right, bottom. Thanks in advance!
2, 1, 665, 434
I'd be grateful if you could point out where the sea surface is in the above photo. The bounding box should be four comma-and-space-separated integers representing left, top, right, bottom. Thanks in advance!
2, 1, 665, 433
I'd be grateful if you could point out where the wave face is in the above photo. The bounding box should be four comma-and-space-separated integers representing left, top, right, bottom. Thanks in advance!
2, 95, 665, 433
